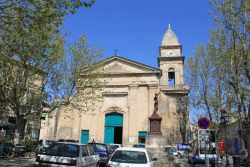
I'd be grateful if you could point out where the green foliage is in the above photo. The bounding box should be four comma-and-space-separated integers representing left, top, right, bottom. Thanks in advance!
1, 137, 12, 143
21, 139, 38, 152
186, 0, 250, 127
0, 0, 103, 145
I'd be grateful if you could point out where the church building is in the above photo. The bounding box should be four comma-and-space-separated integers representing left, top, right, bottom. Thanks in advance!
39, 25, 190, 147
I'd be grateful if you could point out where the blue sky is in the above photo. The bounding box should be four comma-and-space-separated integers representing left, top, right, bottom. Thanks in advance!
62, 0, 218, 123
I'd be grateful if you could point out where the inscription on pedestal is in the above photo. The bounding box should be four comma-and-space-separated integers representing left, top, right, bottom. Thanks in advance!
148, 114, 162, 135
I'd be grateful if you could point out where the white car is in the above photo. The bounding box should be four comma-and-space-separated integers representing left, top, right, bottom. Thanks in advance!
36, 139, 56, 155
107, 147, 157, 167
34, 142, 100, 167
165, 146, 183, 158
110, 144, 122, 151
238, 149, 248, 165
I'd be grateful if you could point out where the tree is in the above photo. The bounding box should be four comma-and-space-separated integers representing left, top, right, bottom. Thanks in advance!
1, 31, 107, 145
186, 0, 250, 151
185, 43, 229, 129
208, 0, 250, 151
0, 0, 95, 60
0, 0, 108, 145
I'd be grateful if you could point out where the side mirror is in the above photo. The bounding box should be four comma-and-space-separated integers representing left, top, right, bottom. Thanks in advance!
152, 158, 157, 161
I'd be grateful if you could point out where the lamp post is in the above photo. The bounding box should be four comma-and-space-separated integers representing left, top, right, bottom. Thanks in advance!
220, 110, 229, 166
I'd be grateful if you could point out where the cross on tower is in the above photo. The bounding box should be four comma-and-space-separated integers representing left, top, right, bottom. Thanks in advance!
115, 49, 118, 55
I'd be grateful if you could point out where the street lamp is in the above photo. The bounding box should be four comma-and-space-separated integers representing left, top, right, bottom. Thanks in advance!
220, 110, 229, 166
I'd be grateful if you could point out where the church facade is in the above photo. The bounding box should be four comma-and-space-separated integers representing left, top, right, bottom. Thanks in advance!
39, 25, 190, 147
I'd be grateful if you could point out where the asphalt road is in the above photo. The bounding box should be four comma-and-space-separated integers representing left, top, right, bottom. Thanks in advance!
0, 155, 238, 167
0, 158, 36, 167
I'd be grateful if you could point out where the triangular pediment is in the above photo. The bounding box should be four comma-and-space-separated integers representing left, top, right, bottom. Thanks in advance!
103, 55, 161, 74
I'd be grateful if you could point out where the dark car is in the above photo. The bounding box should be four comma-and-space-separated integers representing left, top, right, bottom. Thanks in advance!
36, 139, 56, 155
57, 139, 77, 143
88, 143, 114, 166
132, 144, 145, 148
188, 146, 216, 166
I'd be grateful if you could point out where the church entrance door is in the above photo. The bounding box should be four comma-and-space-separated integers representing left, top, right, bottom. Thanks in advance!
104, 112, 123, 144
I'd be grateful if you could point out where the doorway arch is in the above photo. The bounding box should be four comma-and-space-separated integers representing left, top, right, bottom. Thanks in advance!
104, 112, 123, 144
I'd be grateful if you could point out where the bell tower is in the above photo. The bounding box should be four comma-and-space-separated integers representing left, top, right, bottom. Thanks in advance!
158, 24, 189, 96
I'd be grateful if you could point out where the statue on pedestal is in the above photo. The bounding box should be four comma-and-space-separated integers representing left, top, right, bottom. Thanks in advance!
149, 92, 162, 135
153, 93, 160, 114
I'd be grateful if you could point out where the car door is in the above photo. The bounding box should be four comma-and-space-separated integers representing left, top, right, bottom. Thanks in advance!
87, 145, 98, 167
82, 145, 91, 166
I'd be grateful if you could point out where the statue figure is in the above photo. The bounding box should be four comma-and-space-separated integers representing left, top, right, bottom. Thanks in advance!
153, 92, 160, 114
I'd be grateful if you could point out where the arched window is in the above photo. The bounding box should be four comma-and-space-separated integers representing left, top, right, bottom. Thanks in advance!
168, 68, 175, 85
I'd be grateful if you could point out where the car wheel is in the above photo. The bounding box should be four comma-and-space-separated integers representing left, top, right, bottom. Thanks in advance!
96, 161, 100, 167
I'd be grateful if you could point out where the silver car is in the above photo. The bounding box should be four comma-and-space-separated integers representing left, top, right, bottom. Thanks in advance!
35, 142, 100, 167
165, 146, 183, 158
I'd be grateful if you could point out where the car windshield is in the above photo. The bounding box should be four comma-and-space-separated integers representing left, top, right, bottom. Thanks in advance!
165, 147, 176, 152
88, 144, 107, 151
39, 140, 43, 145
66, 140, 77, 143
111, 145, 120, 151
45, 140, 55, 145
58, 139, 65, 142
200, 145, 216, 154
44, 143, 79, 157
133, 144, 145, 148
111, 150, 147, 164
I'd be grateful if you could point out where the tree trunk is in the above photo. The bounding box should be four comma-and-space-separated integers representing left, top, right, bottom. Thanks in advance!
13, 116, 21, 145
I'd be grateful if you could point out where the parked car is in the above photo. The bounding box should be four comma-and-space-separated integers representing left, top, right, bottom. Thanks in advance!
36, 139, 56, 155
132, 144, 145, 148
238, 149, 248, 166
187, 146, 216, 166
110, 144, 122, 151
57, 139, 78, 143
107, 147, 157, 167
88, 143, 114, 166
188, 146, 198, 164
35, 142, 100, 167
165, 146, 183, 158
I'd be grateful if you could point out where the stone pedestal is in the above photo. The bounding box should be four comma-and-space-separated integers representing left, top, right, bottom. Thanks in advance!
148, 113, 162, 135
145, 113, 167, 164
145, 135, 167, 161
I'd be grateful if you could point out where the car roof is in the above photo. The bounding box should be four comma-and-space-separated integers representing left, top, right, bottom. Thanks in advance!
56, 142, 86, 146
115, 147, 147, 152
88, 143, 109, 145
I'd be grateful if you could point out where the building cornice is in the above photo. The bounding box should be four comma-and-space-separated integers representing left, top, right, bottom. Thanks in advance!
157, 56, 185, 67
159, 45, 183, 56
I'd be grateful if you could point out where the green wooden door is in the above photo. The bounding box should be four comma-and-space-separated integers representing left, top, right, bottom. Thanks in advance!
104, 113, 123, 144
105, 113, 123, 127
81, 130, 89, 144
104, 126, 114, 143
